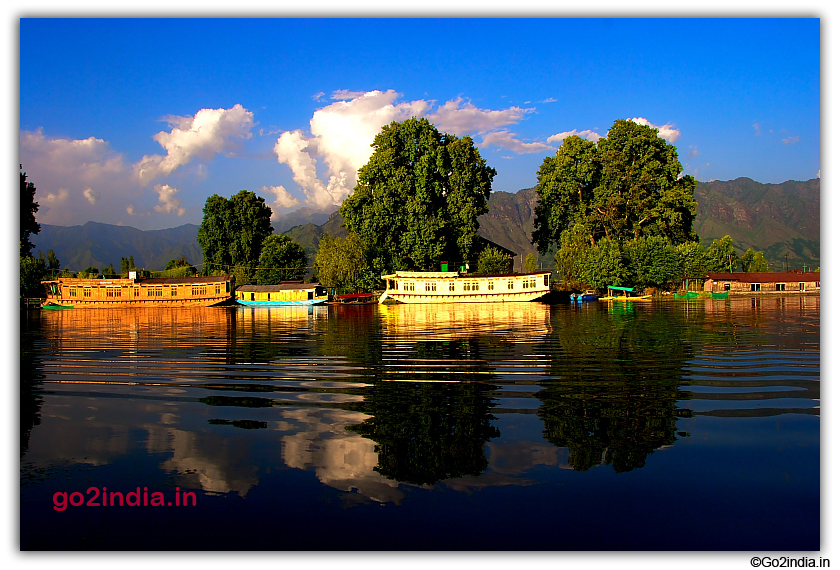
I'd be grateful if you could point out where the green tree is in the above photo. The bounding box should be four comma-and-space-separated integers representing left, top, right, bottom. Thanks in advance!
255, 234, 308, 284
676, 241, 708, 278
20, 255, 46, 298
80, 266, 100, 278
315, 232, 369, 293
532, 120, 698, 253
20, 167, 41, 257
523, 252, 538, 273
340, 117, 496, 274
623, 236, 681, 290
740, 248, 755, 273
705, 235, 736, 272
197, 191, 273, 278
749, 251, 769, 273
577, 239, 627, 291
476, 247, 512, 275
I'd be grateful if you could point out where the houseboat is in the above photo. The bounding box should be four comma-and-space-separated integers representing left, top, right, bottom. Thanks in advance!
235, 282, 329, 305
41, 273, 236, 308
379, 271, 552, 304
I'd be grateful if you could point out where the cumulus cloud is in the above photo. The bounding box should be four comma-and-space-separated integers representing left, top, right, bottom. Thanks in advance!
274, 90, 430, 210
629, 117, 681, 142
479, 130, 554, 154
547, 129, 603, 144
783, 135, 800, 145
427, 97, 531, 136
153, 184, 186, 216
261, 185, 301, 218
136, 104, 254, 185
273, 90, 548, 209
20, 128, 136, 225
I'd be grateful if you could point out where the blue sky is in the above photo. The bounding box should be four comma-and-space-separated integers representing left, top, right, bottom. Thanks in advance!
19, 17, 820, 230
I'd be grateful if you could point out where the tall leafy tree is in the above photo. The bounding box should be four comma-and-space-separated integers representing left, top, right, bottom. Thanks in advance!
533, 120, 698, 253
255, 234, 308, 284
340, 117, 495, 274
705, 235, 736, 272
198, 190, 273, 277
20, 166, 40, 257
315, 232, 369, 293
476, 247, 512, 275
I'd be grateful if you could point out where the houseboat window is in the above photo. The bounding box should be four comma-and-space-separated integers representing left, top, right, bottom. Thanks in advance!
192, 286, 207, 296
425, 282, 436, 292
488, 281, 494, 291
751, 283, 761, 292
522, 279, 529, 290
84, 288, 91, 297
508, 280, 514, 290
724, 283, 731, 291
544, 275, 549, 286
800, 282, 806, 291
308, 292, 314, 300
69, 288, 77, 297
216, 285, 221, 295
776, 283, 786, 291
250, 293, 255, 301
171, 287, 177, 296
449, 281, 455, 292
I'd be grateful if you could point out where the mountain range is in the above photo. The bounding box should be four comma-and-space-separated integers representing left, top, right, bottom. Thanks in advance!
30, 177, 820, 274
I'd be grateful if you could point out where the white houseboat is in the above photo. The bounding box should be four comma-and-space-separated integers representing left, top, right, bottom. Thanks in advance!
379, 271, 552, 304
235, 282, 329, 306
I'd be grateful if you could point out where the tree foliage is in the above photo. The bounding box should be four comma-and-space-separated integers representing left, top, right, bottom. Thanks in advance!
523, 253, 538, 273
315, 232, 370, 293
476, 247, 513, 275
197, 190, 273, 278
532, 120, 698, 254
255, 234, 308, 284
20, 255, 46, 298
704, 235, 736, 272
340, 117, 496, 275
740, 248, 769, 272
20, 166, 40, 257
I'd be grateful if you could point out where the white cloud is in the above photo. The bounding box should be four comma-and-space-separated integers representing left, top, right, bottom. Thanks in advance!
135, 104, 254, 185
126, 205, 135, 216
427, 97, 531, 136
261, 185, 301, 219
547, 129, 603, 144
479, 130, 554, 154
783, 135, 800, 145
274, 90, 430, 210
331, 90, 369, 100
20, 129, 136, 226
542, 97, 557, 103
753, 122, 762, 136
629, 117, 681, 142
153, 184, 186, 216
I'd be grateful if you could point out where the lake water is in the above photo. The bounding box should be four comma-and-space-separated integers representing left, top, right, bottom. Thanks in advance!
20, 297, 820, 551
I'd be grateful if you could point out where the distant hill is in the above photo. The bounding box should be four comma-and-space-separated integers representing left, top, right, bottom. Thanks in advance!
32, 177, 819, 274
31, 222, 203, 272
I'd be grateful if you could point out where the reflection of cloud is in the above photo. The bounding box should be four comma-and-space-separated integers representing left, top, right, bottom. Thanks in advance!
486, 441, 568, 475
156, 428, 260, 498
278, 408, 405, 504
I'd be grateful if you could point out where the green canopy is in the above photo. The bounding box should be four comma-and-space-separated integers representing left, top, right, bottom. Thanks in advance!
608, 285, 634, 292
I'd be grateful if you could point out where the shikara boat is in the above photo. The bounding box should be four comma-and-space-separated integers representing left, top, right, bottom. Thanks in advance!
599, 285, 652, 301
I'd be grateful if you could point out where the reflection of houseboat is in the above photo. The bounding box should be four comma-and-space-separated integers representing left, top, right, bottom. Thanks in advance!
379, 271, 552, 304
328, 293, 376, 305
235, 282, 329, 305
41, 274, 236, 308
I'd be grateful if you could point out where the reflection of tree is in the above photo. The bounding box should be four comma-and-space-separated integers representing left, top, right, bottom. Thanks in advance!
536, 305, 697, 472
20, 311, 45, 458
348, 378, 500, 485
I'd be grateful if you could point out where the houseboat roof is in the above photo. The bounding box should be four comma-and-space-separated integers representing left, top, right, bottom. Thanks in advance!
382, 271, 551, 279
42, 274, 233, 285
237, 282, 323, 292
705, 272, 821, 283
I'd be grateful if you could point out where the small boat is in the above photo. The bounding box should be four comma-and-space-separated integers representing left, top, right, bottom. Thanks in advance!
573, 289, 598, 302
236, 282, 328, 306
600, 286, 652, 301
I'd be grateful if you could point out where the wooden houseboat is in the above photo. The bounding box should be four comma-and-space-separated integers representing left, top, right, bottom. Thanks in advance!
379, 271, 552, 304
235, 282, 329, 306
41, 274, 236, 308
